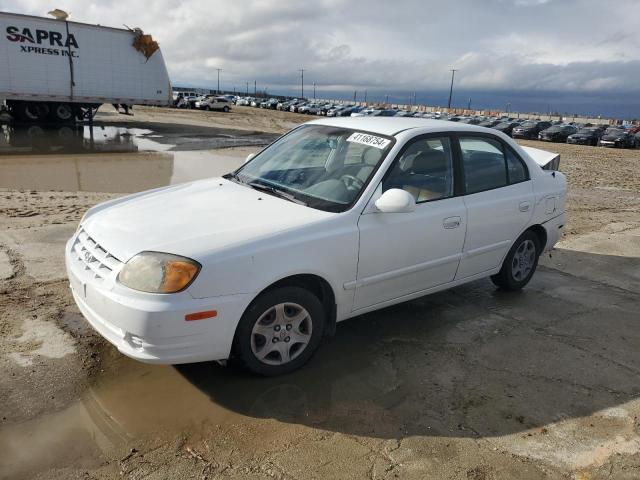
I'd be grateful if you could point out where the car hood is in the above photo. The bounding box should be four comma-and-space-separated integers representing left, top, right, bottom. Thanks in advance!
82, 178, 334, 263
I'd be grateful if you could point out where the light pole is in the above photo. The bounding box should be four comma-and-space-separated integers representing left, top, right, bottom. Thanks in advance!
216, 68, 222, 94
313, 82, 316, 99
246, 82, 249, 96
447, 68, 457, 109
364, 89, 367, 104
385, 94, 389, 104
299, 68, 304, 98
506, 102, 511, 114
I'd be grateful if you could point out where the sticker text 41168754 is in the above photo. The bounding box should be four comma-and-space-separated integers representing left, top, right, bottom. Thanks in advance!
347, 132, 391, 150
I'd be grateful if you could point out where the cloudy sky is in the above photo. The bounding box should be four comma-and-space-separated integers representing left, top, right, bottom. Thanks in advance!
4, 0, 640, 114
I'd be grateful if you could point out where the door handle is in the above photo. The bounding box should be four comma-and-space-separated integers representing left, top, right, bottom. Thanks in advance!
519, 201, 531, 212
443, 216, 461, 229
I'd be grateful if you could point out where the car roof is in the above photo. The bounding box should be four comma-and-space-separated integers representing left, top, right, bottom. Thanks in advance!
307, 117, 496, 136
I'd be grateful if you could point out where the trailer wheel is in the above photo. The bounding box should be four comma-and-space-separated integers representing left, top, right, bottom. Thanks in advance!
51, 103, 74, 123
18, 102, 49, 122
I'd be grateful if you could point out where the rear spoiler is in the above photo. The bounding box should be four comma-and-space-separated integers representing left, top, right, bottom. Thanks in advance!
521, 146, 560, 171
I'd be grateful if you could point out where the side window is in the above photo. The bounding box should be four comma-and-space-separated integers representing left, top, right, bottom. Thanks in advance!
459, 137, 507, 194
506, 149, 528, 184
383, 137, 454, 203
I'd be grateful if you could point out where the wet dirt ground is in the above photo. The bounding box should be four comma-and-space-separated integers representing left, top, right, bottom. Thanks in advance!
0, 106, 639, 479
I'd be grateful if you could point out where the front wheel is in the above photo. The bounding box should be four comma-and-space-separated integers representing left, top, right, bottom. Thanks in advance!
491, 231, 540, 291
223, 106, 230, 112
233, 287, 325, 376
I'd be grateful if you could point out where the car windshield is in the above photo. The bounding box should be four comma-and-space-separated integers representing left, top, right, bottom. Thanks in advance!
577, 128, 594, 134
520, 121, 536, 127
228, 125, 394, 212
545, 126, 563, 132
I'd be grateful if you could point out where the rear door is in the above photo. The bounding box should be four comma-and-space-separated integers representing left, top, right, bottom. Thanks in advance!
455, 135, 534, 279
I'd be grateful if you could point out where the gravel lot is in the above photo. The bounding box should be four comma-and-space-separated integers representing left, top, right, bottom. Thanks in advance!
1, 106, 639, 479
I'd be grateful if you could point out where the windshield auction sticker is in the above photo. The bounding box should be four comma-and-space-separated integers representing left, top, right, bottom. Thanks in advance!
347, 132, 391, 149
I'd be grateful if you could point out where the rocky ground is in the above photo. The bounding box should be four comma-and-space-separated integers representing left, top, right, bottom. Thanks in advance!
0, 106, 639, 479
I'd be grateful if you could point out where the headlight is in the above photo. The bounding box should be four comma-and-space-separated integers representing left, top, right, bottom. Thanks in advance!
118, 252, 201, 293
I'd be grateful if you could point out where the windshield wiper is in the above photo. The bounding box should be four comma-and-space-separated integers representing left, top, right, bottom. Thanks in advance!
247, 181, 307, 206
224, 172, 244, 184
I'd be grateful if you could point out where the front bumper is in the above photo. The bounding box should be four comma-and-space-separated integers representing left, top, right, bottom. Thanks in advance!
512, 131, 533, 138
65, 236, 251, 364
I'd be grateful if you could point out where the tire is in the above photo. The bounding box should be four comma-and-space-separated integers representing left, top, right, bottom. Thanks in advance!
17, 102, 48, 122
50, 103, 74, 123
233, 286, 325, 376
205, 106, 211, 111
223, 106, 230, 112
491, 230, 540, 291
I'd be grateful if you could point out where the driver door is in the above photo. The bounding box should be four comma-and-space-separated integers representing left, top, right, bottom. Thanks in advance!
352, 136, 467, 311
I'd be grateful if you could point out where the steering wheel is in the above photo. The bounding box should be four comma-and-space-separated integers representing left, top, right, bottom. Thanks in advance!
340, 174, 364, 190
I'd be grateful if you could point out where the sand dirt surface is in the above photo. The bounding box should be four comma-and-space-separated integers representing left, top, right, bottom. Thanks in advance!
0, 108, 639, 479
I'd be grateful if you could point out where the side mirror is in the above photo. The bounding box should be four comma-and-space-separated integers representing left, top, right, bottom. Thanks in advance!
245, 153, 256, 164
375, 188, 416, 213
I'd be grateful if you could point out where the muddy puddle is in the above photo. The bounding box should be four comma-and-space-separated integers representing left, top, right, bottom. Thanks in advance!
0, 123, 275, 193
0, 320, 377, 479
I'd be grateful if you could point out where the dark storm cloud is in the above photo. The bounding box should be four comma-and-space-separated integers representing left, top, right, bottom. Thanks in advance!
8, 0, 640, 94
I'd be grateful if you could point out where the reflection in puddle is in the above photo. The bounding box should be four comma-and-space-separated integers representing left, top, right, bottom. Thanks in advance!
0, 123, 268, 193
0, 124, 160, 155
0, 144, 256, 193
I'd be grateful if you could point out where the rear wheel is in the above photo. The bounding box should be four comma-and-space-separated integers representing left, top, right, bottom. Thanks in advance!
233, 287, 324, 376
50, 103, 74, 123
491, 230, 540, 291
223, 106, 230, 112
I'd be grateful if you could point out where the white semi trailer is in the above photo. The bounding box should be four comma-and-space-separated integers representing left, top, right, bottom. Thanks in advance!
0, 11, 172, 122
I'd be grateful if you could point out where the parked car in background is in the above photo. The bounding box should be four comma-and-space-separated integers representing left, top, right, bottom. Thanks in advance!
566, 127, 601, 146
598, 128, 636, 148
290, 101, 307, 113
478, 119, 501, 128
492, 121, 520, 136
512, 121, 552, 139
67, 117, 566, 375
307, 104, 326, 115
351, 108, 378, 117
297, 103, 315, 114
176, 94, 200, 109
197, 96, 231, 112
538, 125, 577, 143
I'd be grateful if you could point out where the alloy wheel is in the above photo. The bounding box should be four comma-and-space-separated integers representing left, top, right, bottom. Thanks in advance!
511, 239, 536, 281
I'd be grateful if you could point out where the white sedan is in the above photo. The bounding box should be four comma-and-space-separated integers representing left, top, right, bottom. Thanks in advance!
66, 118, 567, 375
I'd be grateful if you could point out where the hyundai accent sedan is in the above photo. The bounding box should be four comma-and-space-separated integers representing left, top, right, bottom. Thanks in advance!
66, 118, 567, 375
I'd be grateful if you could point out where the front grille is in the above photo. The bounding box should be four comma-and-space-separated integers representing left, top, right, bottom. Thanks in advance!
72, 229, 123, 281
